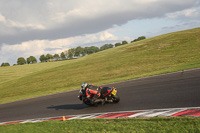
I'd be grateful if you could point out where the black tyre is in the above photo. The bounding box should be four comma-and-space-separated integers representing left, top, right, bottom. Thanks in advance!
112, 94, 120, 103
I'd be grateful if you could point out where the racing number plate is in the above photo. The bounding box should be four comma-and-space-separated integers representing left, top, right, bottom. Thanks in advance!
112, 89, 117, 95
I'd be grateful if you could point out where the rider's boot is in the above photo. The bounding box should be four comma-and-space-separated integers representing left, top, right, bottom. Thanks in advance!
101, 99, 105, 105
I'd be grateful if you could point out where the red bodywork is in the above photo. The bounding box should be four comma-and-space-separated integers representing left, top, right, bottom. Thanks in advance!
86, 88, 101, 98
103, 90, 112, 97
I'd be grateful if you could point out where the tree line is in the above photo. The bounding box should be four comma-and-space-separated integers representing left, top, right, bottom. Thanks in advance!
1, 62, 10, 67
39, 45, 111, 62
1, 36, 146, 67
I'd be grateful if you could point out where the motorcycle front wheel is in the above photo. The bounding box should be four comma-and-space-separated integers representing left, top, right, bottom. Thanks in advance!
112, 94, 120, 103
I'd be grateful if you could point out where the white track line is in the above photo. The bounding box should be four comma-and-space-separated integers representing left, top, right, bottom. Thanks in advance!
1, 106, 200, 125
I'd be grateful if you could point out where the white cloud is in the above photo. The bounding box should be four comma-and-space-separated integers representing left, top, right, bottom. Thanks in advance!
8, 21, 45, 30
0, 30, 129, 65
0, 13, 6, 23
184, 9, 198, 17
0, 0, 199, 45
0, 12, 45, 37
167, 8, 200, 19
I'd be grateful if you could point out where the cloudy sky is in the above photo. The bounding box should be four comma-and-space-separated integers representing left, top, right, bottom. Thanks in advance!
0, 0, 200, 65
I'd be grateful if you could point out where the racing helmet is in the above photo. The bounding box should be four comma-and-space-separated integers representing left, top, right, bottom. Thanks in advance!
81, 82, 88, 91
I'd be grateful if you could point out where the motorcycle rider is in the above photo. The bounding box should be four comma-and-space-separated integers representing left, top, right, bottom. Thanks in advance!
81, 82, 105, 105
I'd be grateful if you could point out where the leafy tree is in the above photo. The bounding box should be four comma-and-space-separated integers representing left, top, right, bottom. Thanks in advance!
60, 52, 66, 59
53, 54, 60, 60
131, 36, 146, 43
87, 46, 99, 54
27, 57, 31, 64
100, 44, 113, 51
84, 47, 89, 55
17, 57, 26, 65
67, 48, 76, 59
81, 48, 86, 56
115, 42, 122, 47
1, 62, 10, 67
68, 51, 73, 59
75, 46, 84, 57
138, 36, 146, 40
46, 54, 53, 60
64, 50, 68, 58
107, 44, 114, 48
30, 56, 37, 63
122, 40, 128, 45
27, 56, 37, 64
39, 54, 47, 62
5, 62, 10, 66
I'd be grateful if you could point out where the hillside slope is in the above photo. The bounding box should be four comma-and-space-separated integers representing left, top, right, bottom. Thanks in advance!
0, 61, 69, 85
0, 27, 200, 104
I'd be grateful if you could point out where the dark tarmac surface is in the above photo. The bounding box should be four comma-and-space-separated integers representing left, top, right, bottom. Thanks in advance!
0, 68, 200, 122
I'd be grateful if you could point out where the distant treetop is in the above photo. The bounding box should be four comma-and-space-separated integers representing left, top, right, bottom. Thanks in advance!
131, 36, 146, 43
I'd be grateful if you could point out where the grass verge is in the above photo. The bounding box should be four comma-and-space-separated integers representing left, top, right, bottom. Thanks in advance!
1, 118, 200, 133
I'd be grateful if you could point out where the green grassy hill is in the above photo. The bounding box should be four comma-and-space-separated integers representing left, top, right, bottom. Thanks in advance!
0, 27, 200, 104
0, 61, 69, 85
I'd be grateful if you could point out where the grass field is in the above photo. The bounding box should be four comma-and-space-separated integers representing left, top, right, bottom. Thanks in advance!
0, 27, 200, 104
1, 118, 200, 133
0, 61, 68, 85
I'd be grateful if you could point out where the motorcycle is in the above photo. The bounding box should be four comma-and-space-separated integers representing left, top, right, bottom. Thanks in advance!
78, 87, 120, 105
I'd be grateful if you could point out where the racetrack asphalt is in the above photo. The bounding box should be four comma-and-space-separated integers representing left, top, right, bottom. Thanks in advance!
0, 68, 200, 123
